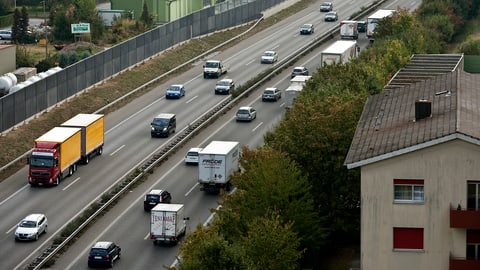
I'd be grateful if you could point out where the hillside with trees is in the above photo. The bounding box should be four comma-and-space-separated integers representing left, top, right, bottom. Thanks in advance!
177, 0, 480, 269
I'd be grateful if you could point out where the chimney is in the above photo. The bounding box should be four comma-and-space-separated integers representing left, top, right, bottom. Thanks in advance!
415, 100, 431, 121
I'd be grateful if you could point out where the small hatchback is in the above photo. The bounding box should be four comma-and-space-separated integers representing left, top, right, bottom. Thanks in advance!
236, 106, 257, 122
320, 2, 333, 12
88, 241, 121, 268
291, 67, 309, 78
260, 50, 278, 64
324, 11, 338, 22
165, 84, 185, 99
15, 213, 48, 241
144, 189, 172, 211
262, 87, 281, 102
185, 147, 203, 165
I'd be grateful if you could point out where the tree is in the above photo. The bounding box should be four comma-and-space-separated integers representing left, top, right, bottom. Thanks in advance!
140, 1, 153, 28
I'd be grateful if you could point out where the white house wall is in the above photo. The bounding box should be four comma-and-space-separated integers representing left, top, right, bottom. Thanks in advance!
360, 139, 480, 270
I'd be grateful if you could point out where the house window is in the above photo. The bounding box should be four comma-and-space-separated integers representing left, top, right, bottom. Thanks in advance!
467, 230, 480, 259
393, 227, 424, 250
467, 182, 480, 210
394, 179, 424, 203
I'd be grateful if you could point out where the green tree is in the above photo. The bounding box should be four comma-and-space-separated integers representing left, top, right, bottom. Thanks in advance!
140, 1, 153, 28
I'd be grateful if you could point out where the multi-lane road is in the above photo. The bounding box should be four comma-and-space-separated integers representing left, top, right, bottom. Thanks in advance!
0, 0, 420, 269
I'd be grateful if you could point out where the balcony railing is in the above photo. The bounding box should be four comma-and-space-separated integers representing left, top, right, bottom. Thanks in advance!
450, 207, 480, 229
450, 257, 480, 270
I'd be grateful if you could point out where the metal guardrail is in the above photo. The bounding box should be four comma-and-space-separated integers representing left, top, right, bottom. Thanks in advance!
25, 1, 388, 268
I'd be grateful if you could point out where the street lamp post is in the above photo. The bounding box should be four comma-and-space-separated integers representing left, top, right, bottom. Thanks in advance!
43, 0, 47, 60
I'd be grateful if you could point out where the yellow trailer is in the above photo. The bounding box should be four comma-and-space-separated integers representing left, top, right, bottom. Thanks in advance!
61, 114, 105, 164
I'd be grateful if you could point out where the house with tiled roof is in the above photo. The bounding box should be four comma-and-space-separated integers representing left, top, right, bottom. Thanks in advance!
345, 54, 480, 270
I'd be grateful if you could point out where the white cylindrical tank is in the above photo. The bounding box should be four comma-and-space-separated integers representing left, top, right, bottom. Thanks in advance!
0, 75, 14, 91
5, 73, 17, 85
8, 82, 26, 93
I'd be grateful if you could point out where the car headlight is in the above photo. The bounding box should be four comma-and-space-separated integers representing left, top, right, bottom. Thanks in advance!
151, 126, 155, 131
163, 127, 167, 132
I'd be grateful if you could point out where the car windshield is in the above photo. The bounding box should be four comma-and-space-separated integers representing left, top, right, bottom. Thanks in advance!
167, 86, 180, 91
205, 62, 219, 68
90, 248, 108, 256
187, 151, 199, 156
301, 25, 311, 28
264, 90, 274, 95
152, 118, 169, 126
217, 81, 230, 86
238, 109, 249, 114
263, 52, 274, 56
29, 156, 54, 167
294, 68, 303, 73
19, 220, 37, 228
146, 194, 160, 201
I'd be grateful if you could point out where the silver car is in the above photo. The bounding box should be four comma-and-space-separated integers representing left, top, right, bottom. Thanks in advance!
0, 30, 12, 40
15, 213, 48, 241
236, 106, 257, 122
262, 87, 281, 102
261, 50, 278, 64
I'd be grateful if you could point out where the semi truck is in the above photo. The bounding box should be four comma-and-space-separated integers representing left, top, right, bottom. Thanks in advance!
340, 20, 358, 40
367, 9, 396, 43
198, 141, 240, 193
284, 75, 311, 109
61, 113, 105, 164
150, 204, 187, 245
320, 40, 359, 67
28, 127, 82, 186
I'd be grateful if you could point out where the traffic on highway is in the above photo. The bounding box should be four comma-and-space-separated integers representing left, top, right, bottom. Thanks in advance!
0, 0, 417, 269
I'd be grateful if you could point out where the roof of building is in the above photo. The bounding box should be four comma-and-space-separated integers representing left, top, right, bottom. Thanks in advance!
345, 54, 480, 169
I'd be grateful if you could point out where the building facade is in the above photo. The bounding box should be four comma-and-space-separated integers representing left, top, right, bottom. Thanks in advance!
345, 54, 480, 270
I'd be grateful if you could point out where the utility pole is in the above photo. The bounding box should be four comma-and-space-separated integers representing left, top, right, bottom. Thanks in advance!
43, 0, 47, 60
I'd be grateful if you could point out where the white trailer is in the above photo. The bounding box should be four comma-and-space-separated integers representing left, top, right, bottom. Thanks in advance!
284, 75, 311, 110
367, 9, 396, 42
198, 141, 240, 193
340, 20, 358, 40
320, 40, 358, 67
150, 204, 186, 245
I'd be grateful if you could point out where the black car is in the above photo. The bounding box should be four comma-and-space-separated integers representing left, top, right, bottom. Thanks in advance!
357, 20, 366, 33
143, 189, 172, 211
291, 67, 309, 78
88, 241, 121, 268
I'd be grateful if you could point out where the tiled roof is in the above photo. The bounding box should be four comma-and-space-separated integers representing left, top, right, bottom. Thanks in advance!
345, 54, 480, 169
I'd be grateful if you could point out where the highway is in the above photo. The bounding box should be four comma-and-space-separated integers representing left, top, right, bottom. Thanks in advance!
0, 0, 419, 269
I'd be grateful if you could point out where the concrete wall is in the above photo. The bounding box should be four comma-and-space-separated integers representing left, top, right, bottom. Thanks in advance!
0, 45, 16, 75
360, 139, 479, 270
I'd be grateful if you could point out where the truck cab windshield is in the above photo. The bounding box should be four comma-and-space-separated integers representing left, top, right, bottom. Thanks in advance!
205, 62, 219, 68
30, 156, 54, 167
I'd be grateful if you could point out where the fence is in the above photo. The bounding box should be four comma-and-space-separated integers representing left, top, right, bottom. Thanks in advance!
0, 0, 285, 133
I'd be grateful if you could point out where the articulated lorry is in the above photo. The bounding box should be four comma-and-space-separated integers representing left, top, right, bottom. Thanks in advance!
28, 127, 82, 186
284, 75, 312, 109
150, 204, 187, 245
198, 141, 240, 193
61, 113, 105, 164
28, 113, 105, 186
320, 40, 358, 67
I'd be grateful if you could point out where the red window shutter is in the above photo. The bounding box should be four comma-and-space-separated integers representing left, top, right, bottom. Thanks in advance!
394, 179, 424, 185
393, 228, 424, 249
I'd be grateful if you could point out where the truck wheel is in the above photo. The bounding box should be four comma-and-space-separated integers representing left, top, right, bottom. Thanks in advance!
226, 182, 232, 192
55, 176, 60, 185
73, 163, 77, 172
98, 147, 103, 155
84, 155, 90, 164
68, 166, 74, 176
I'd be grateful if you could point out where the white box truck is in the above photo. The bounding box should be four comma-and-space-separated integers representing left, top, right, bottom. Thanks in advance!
340, 20, 358, 40
367, 9, 396, 43
284, 75, 311, 109
320, 40, 359, 67
150, 204, 186, 245
198, 141, 240, 193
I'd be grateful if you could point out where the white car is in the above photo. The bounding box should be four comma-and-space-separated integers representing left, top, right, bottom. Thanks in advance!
15, 213, 48, 241
236, 106, 257, 122
261, 50, 278, 64
185, 147, 203, 164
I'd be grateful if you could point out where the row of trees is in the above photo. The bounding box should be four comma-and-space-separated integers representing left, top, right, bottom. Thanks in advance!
177, 0, 479, 269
